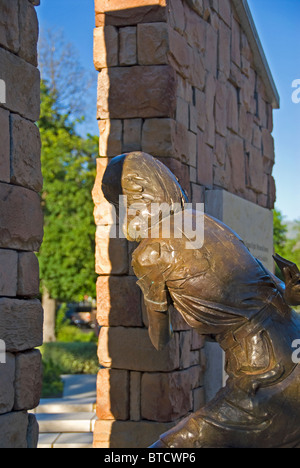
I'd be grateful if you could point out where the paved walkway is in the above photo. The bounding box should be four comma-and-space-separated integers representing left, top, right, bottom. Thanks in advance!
33, 375, 97, 449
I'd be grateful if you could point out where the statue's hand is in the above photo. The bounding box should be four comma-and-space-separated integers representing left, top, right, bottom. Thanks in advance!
283, 266, 300, 306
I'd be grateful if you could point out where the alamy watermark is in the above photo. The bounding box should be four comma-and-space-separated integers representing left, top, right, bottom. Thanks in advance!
104, 196, 205, 250
0, 79, 6, 104
0, 340, 6, 364
292, 339, 300, 364
291, 79, 300, 104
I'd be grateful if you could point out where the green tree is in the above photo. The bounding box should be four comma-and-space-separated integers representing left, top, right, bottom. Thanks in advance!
273, 208, 288, 257
38, 81, 98, 303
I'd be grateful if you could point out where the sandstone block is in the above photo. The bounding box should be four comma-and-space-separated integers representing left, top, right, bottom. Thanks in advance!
137, 22, 168, 65
95, 0, 167, 13
93, 419, 174, 448
14, 350, 42, 411
0, 249, 18, 297
218, 0, 231, 27
142, 118, 174, 158
18, 0, 39, 66
123, 119, 142, 152
262, 128, 275, 160
26, 414, 39, 449
98, 119, 122, 157
227, 83, 239, 134
141, 370, 193, 422
10, 114, 42, 192
17, 252, 40, 298
246, 147, 264, 194
0, 352, 15, 414
130, 371, 141, 421
215, 81, 227, 137
0, 183, 43, 251
227, 133, 245, 194
94, 26, 119, 70
92, 158, 118, 227
0, 411, 28, 448
205, 24, 217, 76
97, 65, 176, 119
96, 369, 129, 420
0, 298, 43, 352
184, 4, 206, 51
96, 225, 128, 275
0, 48, 40, 122
119, 27, 137, 66
231, 17, 241, 67
98, 326, 179, 371
0, 0, 19, 53
96, 275, 142, 327
218, 24, 231, 77
197, 131, 213, 187
0, 107, 10, 183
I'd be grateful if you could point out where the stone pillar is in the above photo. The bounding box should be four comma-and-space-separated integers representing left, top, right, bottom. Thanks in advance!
0, 0, 43, 448
93, 0, 277, 448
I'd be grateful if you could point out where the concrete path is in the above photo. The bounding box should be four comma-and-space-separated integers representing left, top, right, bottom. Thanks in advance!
33, 374, 97, 449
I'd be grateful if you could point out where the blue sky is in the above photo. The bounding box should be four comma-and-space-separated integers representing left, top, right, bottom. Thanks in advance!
37, 0, 300, 222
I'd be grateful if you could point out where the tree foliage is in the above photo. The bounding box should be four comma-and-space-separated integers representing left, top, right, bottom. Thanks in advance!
38, 81, 98, 302
273, 208, 300, 278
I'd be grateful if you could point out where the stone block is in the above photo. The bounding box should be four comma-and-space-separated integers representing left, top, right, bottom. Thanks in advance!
10, 114, 42, 192
197, 131, 213, 188
98, 119, 123, 157
0, 249, 18, 297
142, 118, 174, 158
0, 0, 19, 53
18, 0, 39, 66
95, 0, 167, 13
130, 371, 141, 421
96, 275, 142, 327
262, 128, 275, 160
137, 22, 168, 65
158, 157, 190, 199
141, 369, 193, 422
0, 47, 40, 122
0, 298, 43, 352
0, 352, 15, 414
246, 146, 264, 194
119, 26, 137, 66
94, 26, 119, 70
0, 411, 28, 448
194, 88, 206, 131
184, 4, 206, 51
95, 225, 128, 275
231, 17, 241, 67
218, 18, 230, 78
205, 189, 274, 271
17, 252, 40, 298
97, 65, 176, 119
123, 119, 142, 152
96, 369, 129, 420
0, 183, 43, 251
219, 0, 231, 27
93, 419, 174, 448
0, 107, 10, 183
98, 326, 179, 372
92, 158, 118, 226
26, 414, 39, 449
226, 133, 245, 194
227, 83, 239, 134
215, 81, 227, 137
193, 386, 205, 411
14, 350, 42, 411
205, 24, 217, 75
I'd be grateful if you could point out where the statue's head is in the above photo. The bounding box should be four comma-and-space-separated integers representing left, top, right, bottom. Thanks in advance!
102, 152, 188, 242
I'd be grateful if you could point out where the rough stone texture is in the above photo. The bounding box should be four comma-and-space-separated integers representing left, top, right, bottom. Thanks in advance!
0, 353, 15, 414
119, 26, 137, 66
0, 0, 42, 449
10, 113, 42, 192
96, 275, 142, 327
137, 22, 168, 65
141, 370, 193, 422
0, 249, 18, 297
98, 326, 180, 372
93, 419, 174, 448
94, 26, 118, 70
0, 0, 19, 53
0, 107, 10, 183
97, 65, 177, 119
0, 411, 29, 449
0, 47, 40, 122
96, 369, 129, 420
0, 298, 43, 352
95, 225, 128, 275
0, 183, 43, 252
14, 350, 43, 411
17, 252, 40, 298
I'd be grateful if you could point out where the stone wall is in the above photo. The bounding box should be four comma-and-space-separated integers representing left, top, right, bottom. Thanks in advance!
0, 0, 43, 448
92, 0, 277, 448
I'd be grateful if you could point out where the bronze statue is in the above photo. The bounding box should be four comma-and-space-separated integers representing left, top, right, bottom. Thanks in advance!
102, 152, 300, 449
